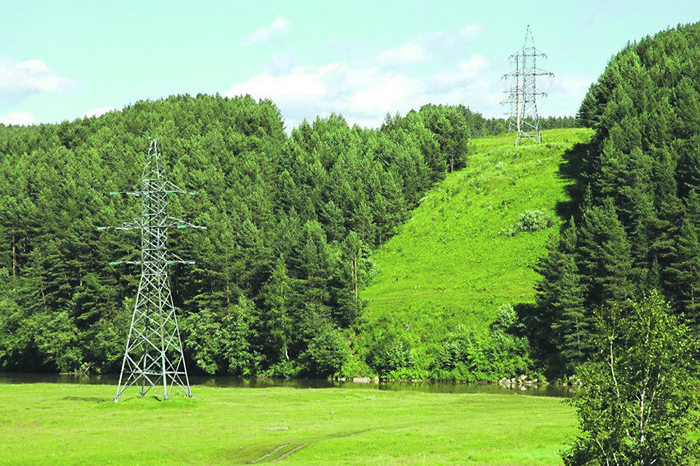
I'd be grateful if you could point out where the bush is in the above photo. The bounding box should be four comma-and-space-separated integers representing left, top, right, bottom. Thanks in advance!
299, 325, 349, 378
500, 210, 553, 236
490, 303, 516, 332
368, 336, 411, 375
431, 323, 531, 381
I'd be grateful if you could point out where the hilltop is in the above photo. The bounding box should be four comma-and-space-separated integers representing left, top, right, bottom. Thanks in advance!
353, 128, 594, 379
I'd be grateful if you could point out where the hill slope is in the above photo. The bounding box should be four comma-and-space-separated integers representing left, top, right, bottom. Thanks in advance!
354, 128, 593, 378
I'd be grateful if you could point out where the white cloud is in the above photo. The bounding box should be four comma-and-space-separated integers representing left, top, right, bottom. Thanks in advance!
373, 23, 483, 68
83, 106, 117, 118
241, 16, 292, 46
267, 53, 297, 76
431, 55, 489, 90
0, 59, 74, 106
0, 112, 35, 126
349, 74, 420, 115
377, 43, 430, 65
544, 72, 596, 116
459, 23, 482, 40
226, 67, 326, 102
226, 63, 410, 126
225, 23, 584, 129
225, 55, 503, 129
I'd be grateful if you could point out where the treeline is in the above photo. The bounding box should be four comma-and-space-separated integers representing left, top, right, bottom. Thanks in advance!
0, 96, 482, 376
450, 106, 579, 137
525, 22, 700, 377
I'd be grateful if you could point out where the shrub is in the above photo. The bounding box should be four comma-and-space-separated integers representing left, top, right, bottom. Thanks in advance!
368, 336, 411, 375
431, 323, 532, 381
500, 210, 552, 236
299, 325, 349, 378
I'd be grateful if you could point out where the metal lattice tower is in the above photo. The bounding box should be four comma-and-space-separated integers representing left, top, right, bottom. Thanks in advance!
99, 138, 205, 402
502, 26, 554, 146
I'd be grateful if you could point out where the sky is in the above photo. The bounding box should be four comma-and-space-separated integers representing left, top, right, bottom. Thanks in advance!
1, 0, 699, 130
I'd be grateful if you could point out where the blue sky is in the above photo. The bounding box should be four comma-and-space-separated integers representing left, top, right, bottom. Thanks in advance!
1, 0, 698, 129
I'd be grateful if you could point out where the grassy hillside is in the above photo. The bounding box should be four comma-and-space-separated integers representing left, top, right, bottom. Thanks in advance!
355, 128, 593, 374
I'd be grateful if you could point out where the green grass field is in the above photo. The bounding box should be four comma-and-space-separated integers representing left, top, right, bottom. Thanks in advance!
359, 128, 593, 339
0, 383, 576, 465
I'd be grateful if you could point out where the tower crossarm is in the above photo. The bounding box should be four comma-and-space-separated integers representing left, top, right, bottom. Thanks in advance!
108, 185, 197, 198
164, 216, 206, 230
97, 218, 143, 232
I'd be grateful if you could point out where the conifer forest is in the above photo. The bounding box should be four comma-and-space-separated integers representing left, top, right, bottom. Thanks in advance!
1, 21, 699, 391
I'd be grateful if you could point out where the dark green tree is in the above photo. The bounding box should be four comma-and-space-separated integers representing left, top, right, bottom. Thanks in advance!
666, 205, 700, 324
577, 195, 634, 309
533, 220, 588, 374
260, 257, 294, 365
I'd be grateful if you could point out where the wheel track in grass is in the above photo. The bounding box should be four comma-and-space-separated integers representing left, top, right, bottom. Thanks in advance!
246, 443, 290, 463
245, 412, 485, 463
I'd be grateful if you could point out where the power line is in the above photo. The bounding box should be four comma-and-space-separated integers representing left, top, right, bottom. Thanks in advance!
502, 26, 554, 146
99, 138, 205, 402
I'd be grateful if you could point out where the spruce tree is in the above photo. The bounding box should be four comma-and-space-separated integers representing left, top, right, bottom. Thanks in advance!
577, 195, 634, 309
260, 257, 293, 364
666, 212, 700, 324
551, 255, 589, 369
534, 220, 588, 373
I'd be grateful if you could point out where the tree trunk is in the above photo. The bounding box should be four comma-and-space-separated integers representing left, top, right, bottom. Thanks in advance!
12, 234, 16, 278
352, 253, 358, 300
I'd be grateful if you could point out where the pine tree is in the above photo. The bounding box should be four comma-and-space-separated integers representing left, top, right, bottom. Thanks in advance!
261, 257, 293, 363
534, 220, 588, 373
666, 205, 700, 324
577, 195, 634, 309
652, 148, 684, 302
551, 255, 589, 368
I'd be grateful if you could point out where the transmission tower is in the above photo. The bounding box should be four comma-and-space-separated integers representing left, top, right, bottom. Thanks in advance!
502, 26, 554, 146
99, 138, 205, 402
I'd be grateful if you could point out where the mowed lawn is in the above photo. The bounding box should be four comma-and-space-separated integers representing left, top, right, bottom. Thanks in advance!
0, 383, 576, 465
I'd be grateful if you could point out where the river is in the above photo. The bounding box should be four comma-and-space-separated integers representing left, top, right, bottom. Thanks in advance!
0, 372, 574, 397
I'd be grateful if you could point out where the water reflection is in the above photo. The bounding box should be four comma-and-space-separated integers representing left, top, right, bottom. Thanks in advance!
0, 372, 574, 398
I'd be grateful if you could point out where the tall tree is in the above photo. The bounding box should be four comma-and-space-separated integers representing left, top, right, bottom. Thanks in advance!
577, 196, 634, 309
564, 292, 699, 465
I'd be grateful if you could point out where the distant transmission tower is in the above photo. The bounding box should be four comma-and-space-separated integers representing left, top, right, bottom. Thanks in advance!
502, 26, 554, 146
99, 138, 205, 402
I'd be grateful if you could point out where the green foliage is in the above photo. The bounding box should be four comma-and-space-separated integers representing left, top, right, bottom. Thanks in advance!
409, 304, 535, 383
0, 89, 589, 381
358, 128, 593, 380
563, 292, 699, 465
182, 296, 262, 376
534, 22, 700, 377
418, 104, 470, 174
299, 324, 349, 378
0, 95, 481, 377
529, 221, 590, 375
431, 322, 531, 382
500, 209, 553, 236
367, 322, 412, 375
260, 256, 293, 366
490, 303, 520, 332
